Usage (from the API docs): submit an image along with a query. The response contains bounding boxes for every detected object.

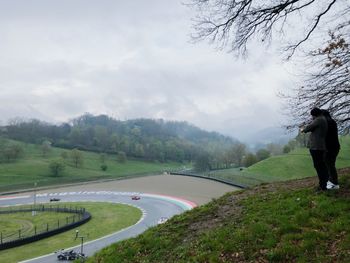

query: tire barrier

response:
[0,205,91,250]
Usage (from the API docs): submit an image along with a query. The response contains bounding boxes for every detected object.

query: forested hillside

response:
[1,114,237,163]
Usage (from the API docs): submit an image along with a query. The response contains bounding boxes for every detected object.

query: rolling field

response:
[0,139,185,193]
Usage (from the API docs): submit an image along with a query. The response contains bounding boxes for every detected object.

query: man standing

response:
[301,107,329,191]
[322,110,341,189]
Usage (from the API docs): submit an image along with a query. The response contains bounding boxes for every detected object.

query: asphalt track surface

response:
[0,174,239,263]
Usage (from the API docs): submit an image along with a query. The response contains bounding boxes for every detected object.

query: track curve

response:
[0,191,196,263]
[0,175,238,262]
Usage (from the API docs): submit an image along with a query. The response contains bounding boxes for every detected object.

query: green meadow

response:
[208,136,350,187]
[0,202,142,263]
[0,139,185,193]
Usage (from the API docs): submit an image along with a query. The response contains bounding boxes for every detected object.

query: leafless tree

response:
[189,0,350,131]
[283,23,350,132]
[189,0,347,57]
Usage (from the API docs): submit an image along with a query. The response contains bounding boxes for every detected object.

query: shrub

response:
[283,145,291,154]
[49,159,65,177]
[100,164,108,171]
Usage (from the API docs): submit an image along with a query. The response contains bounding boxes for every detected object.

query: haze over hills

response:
[0,113,240,163]
[0,111,293,146]
[239,126,297,149]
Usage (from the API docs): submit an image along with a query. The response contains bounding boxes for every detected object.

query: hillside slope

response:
[246,136,350,180]
[88,169,350,263]
[1,114,238,163]
[206,136,350,187]
[0,139,183,193]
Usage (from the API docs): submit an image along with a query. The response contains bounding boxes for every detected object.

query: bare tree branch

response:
[189,0,350,132]
[189,0,348,57]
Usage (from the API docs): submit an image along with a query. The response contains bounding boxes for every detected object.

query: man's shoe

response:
[327,181,333,188]
[327,184,340,190]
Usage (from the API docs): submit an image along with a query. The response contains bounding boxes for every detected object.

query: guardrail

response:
[169,171,247,189]
[0,205,91,250]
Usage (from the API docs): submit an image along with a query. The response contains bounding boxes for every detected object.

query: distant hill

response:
[239,126,297,149]
[0,113,238,163]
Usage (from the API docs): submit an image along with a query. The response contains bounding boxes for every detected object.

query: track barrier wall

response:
[169,171,246,189]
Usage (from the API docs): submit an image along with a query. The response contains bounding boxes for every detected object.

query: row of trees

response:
[2,114,237,163]
[193,135,304,171]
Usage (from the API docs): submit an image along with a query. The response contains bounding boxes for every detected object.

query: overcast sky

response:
[0,0,297,141]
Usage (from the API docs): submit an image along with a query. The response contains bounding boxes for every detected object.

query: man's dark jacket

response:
[303,115,328,150]
[325,117,340,151]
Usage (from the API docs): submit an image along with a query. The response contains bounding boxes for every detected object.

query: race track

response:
[0,174,239,262]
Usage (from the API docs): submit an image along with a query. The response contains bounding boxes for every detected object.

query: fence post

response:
[58,219,60,228]
[47,223,49,232]
[35,226,37,235]
[1,232,2,244]
[18,229,21,239]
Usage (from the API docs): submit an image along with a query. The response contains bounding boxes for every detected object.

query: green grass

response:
[88,172,350,263]
[0,210,75,242]
[0,139,185,193]
[208,136,350,187]
[0,202,142,263]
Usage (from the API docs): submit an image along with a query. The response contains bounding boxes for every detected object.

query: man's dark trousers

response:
[310,150,329,190]
[325,149,339,185]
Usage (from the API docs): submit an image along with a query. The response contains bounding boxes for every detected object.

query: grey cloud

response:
[0,0,295,140]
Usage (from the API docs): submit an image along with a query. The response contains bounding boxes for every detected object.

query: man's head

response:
[310,107,323,117]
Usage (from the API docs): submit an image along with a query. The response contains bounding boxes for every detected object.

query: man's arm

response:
[302,118,320,133]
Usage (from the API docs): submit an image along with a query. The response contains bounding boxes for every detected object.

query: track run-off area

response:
[0,174,239,262]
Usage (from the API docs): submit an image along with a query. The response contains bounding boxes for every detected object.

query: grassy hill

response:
[85,137,350,262]
[87,169,350,263]
[207,136,350,187]
[246,136,350,179]
[0,139,185,193]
